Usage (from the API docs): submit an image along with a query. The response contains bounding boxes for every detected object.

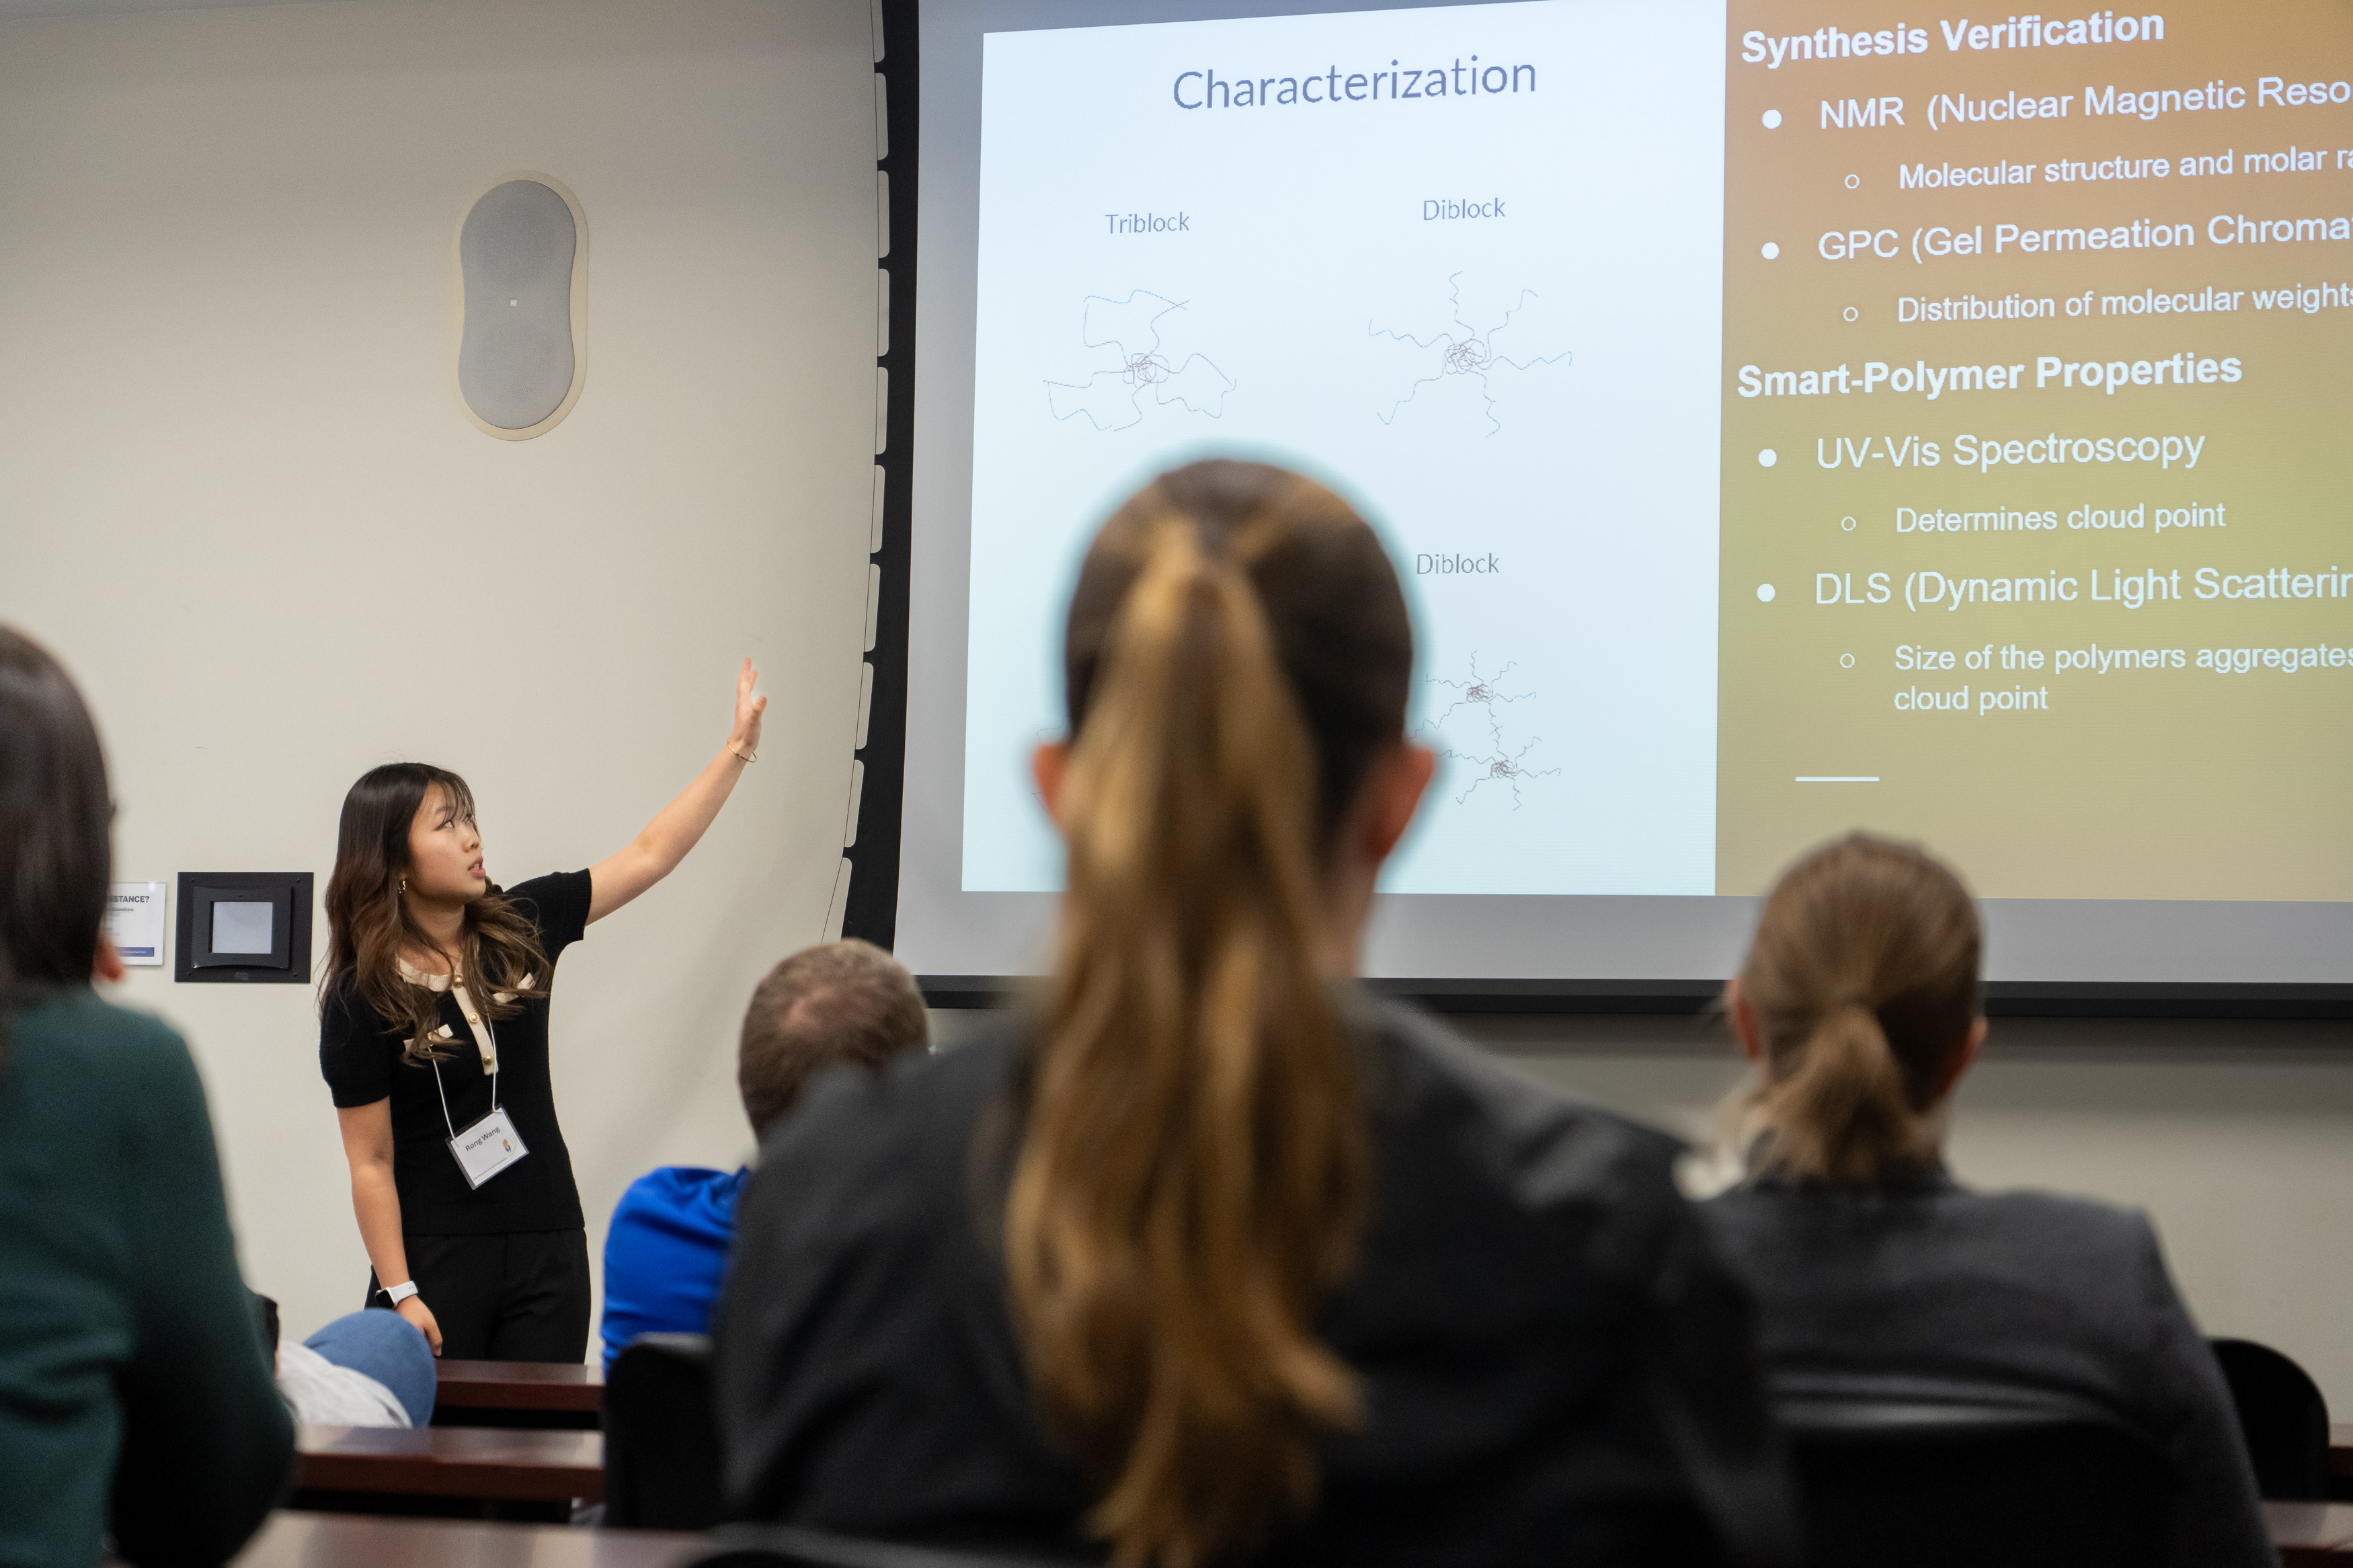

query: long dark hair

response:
[1738,833,1983,1188]
[323,764,549,1065]
[0,628,114,1067]
[1004,460,1414,1567]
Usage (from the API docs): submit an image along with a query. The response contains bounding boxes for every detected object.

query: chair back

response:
[1778,1378,2171,1568]
[2210,1337,2331,1500]
[604,1333,723,1530]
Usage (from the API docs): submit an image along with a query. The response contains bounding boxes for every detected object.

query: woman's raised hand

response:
[731,657,768,757]
[588,655,770,924]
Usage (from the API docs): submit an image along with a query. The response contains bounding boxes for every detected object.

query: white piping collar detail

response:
[395,956,453,992]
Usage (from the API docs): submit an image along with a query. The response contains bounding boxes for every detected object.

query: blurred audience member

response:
[1704,833,2270,1568]
[715,462,1795,1567]
[0,627,292,1568]
[600,940,927,1370]
[260,1296,436,1427]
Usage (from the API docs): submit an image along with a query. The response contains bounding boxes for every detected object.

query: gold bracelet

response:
[727,740,757,764]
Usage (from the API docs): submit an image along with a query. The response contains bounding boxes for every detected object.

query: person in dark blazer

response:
[0,627,293,1568]
[1702,832,2272,1568]
[715,461,1798,1568]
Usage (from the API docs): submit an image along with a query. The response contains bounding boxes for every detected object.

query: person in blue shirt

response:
[600,939,929,1370]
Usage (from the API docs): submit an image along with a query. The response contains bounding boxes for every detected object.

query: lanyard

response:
[426,975,498,1141]
[429,1056,497,1140]
[430,1007,528,1192]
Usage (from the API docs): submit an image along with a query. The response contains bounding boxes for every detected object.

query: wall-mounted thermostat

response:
[175,872,313,984]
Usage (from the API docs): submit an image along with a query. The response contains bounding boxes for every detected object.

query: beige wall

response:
[0,0,879,1345]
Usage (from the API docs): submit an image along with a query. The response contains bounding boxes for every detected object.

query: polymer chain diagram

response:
[1045,290,1235,432]
[1369,274,1570,436]
[1417,653,1561,809]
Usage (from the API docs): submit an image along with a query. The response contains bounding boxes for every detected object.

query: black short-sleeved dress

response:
[320,870,596,1362]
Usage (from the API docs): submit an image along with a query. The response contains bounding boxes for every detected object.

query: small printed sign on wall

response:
[107,883,167,966]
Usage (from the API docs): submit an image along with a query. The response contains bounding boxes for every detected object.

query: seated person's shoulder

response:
[1379,1001,1681,1156]
[18,989,199,1098]
[605,1165,747,1360]
[1941,1184,2167,1269]
[754,1020,1011,1213]
[618,1162,745,1210]
[277,1342,410,1428]
[1368,1001,1691,1240]
[1707,1174,2171,1308]
[787,1015,1002,1128]
[23,986,182,1053]
[1710,1167,2156,1230]
[611,1164,749,1243]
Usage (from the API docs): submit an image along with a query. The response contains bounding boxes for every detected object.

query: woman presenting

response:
[321,661,766,1361]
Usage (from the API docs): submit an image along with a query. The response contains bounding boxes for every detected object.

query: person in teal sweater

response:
[0,626,292,1568]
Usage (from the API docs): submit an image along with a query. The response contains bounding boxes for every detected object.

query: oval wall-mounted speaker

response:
[453,173,588,440]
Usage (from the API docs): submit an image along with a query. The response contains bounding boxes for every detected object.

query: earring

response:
[398,877,407,894]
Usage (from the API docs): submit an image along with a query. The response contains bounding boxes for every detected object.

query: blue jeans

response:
[306,1310,436,1426]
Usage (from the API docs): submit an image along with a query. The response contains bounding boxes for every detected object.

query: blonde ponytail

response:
[1005,463,1410,1568]
[1755,1003,1937,1188]
[1737,835,1982,1192]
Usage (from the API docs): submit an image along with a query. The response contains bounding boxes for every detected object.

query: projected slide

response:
[1718,0,2352,901]
[946,0,2353,916]
[963,0,1728,895]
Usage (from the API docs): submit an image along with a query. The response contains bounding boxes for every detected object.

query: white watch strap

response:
[381,1280,420,1306]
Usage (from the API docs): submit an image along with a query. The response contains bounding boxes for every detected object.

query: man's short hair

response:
[737,939,928,1137]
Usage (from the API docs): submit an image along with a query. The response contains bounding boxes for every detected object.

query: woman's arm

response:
[588,657,768,925]
[335,1100,442,1356]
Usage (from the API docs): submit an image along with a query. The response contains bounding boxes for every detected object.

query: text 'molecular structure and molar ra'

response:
[1716,0,2353,897]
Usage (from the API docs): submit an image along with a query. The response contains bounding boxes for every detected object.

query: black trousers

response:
[365,1229,591,1362]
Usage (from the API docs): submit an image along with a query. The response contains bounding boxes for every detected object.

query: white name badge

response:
[448,1106,529,1189]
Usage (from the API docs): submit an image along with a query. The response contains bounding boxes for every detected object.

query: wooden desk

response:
[2269,1501,2353,1563]
[229,1510,703,1568]
[239,1502,2353,1568]
[434,1359,602,1429]
[290,1423,604,1520]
